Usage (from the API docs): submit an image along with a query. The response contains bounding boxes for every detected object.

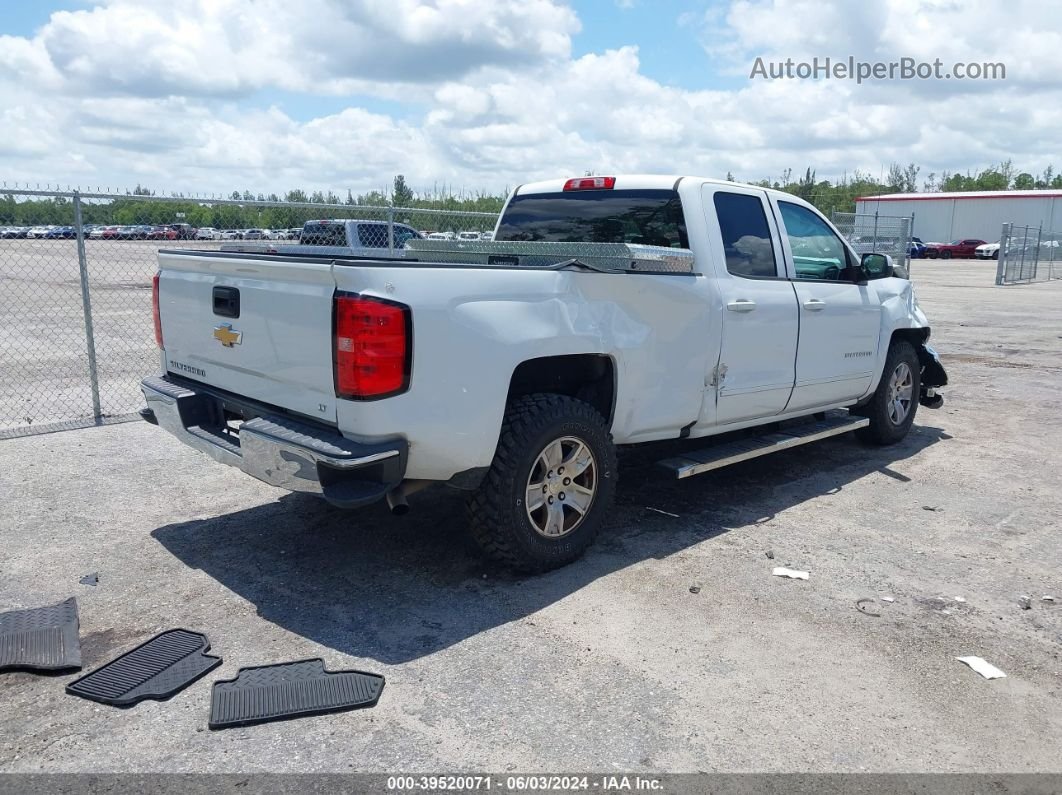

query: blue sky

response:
[5,0,736,122]
[0,1,1058,196]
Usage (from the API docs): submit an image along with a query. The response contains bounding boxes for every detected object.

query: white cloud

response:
[1,0,1061,197]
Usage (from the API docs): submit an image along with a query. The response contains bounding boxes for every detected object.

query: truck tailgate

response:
[156,251,339,423]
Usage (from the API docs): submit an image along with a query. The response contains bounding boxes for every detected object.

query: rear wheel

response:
[941,250,952,260]
[467,394,617,572]
[857,340,920,445]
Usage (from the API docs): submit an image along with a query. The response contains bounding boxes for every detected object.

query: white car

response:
[975,242,1000,260]
[142,174,947,572]
[26,226,51,239]
[195,227,221,240]
[457,231,481,241]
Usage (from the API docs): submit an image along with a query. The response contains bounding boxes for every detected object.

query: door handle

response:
[726,299,757,313]
[802,298,826,311]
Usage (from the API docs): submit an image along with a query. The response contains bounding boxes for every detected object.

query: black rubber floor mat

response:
[0,597,81,673]
[66,629,220,707]
[209,658,384,729]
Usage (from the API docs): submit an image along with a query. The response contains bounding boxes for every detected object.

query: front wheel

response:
[856,340,921,445]
[467,394,617,572]
[940,250,952,260]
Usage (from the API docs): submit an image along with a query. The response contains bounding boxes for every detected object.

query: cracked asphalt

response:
[1,260,1061,772]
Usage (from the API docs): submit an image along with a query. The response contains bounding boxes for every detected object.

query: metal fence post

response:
[1034,223,1042,280]
[387,207,395,256]
[995,223,1009,285]
[72,191,102,422]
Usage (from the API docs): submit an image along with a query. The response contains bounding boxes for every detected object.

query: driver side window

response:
[778,202,850,281]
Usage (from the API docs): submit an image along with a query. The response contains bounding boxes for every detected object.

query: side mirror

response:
[860,252,893,280]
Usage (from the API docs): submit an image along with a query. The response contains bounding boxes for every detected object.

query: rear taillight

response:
[563,176,616,191]
[334,293,411,400]
[152,271,164,349]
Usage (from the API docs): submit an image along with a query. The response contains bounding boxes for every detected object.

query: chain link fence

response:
[0,189,497,438]
[831,211,914,271]
[995,222,1062,284]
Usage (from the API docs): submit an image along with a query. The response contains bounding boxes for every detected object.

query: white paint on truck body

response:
[154,174,934,483]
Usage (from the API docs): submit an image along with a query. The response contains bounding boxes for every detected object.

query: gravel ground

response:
[1,259,1060,773]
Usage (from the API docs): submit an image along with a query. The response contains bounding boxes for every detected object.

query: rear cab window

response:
[301,222,347,246]
[495,189,689,248]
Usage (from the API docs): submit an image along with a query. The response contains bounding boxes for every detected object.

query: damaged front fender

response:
[918,343,948,408]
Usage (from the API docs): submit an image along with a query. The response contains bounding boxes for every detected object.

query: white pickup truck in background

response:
[142,175,947,571]
[221,218,424,258]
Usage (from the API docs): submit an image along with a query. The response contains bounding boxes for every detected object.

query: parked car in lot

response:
[219,229,243,240]
[142,174,947,572]
[909,237,927,258]
[148,226,179,241]
[457,231,481,241]
[195,227,221,240]
[243,229,268,240]
[975,242,1000,260]
[26,226,52,239]
[43,226,77,239]
[0,226,28,238]
[90,225,120,240]
[167,223,197,240]
[924,239,986,259]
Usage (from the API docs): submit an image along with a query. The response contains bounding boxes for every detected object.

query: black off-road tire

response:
[467,394,617,573]
[941,250,952,260]
[856,340,921,445]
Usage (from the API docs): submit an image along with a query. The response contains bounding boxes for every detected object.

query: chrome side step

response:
[657,411,869,479]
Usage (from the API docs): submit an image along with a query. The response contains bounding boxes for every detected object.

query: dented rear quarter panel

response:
[332,264,712,481]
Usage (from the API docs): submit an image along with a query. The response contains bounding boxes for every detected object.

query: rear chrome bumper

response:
[140,375,406,508]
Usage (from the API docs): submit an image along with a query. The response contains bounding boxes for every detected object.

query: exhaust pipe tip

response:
[385,480,430,516]
[386,488,409,516]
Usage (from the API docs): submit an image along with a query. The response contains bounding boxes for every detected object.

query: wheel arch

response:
[506,354,617,429]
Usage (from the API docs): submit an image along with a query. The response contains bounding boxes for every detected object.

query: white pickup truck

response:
[142,175,947,571]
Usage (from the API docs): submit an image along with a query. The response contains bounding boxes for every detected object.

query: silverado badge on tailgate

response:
[213,324,242,347]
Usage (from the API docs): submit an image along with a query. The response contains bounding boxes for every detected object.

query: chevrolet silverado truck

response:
[141,175,947,572]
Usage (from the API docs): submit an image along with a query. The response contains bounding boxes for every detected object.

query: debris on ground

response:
[79,573,98,587]
[765,549,775,560]
[772,567,809,580]
[689,585,701,594]
[856,598,881,617]
[1043,595,1056,603]
[881,596,895,603]
[956,656,1007,680]
[922,506,943,512]
[646,507,680,518]
[1019,596,1032,610]
[954,596,966,603]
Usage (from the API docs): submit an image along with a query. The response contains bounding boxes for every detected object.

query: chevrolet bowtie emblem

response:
[213,324,242,347]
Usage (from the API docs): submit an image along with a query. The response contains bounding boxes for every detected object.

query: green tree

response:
[1013,172,1035,189]
[392,175,415,207]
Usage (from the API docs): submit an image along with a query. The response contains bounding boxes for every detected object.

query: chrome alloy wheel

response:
[887,361,914,425]
[525,435,598,538]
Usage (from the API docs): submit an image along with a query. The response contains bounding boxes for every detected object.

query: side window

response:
[357,224,389,248]
[712,192,778,278]
[394,226,420,247]
[778,202,850,281]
